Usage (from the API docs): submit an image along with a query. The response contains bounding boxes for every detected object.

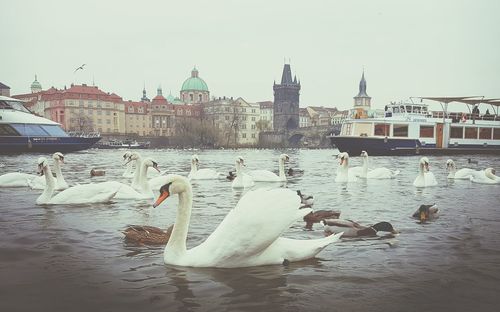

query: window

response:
[450,126,463,138]
[40,125,69,137]
[190,94,193,101]
[251,133,255,138]
[106,119,111,124]
[420,125,434,138]
[479,128,492,140]
[251,117,255,121]
[242,108,246,113]
[241,124,246,129]
[198,94,202,102]
[97,119,102,124]
[494,128,500,140]
[393,124,408,137]
[0,124,20,136]
[225,116,229,120]
[225,107,230,112]
[106,110,111,116]
[464,127,478,139]
[251,124,256,130]
[252,109,256,113]
[374,123,390,136]
[242,133,246,138]
[11,124,49,136]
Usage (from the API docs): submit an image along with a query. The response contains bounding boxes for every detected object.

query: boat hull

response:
[0,136,101,153]
[329,136,500,156]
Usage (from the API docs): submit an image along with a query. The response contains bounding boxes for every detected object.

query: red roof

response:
[125,100,149,114]
[258,101,273,109]
[152,95,168,104]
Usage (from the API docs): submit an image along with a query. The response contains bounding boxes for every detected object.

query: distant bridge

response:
[287,124,341,146]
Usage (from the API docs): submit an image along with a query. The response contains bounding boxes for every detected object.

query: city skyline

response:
[2,0,500,111]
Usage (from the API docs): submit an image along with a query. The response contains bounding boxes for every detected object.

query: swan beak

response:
[37,164,44,176]
[424,163,429,172]
[124,157,133,166]
[153,191,170,208]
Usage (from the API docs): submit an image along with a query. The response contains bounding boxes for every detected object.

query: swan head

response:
[153,175,190,208]
[372,222,398,234]
[280,154,290,162]
[446,159,455,171]
[419,157,430,172]
[143,157,160,172]
[485,168,496,178]
[37,157,49,175]
[191,155,200,168]
[52,152,65,164]
[124,152,141,165]
[122,151,132,160]
[360,151,368,158]
[337,152,349,166]
[235,156,245,167]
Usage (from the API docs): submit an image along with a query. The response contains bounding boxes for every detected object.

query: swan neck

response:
[131,157,142,187]
[138,162,151,194]
[278,159,285,179]
[53,160,66,185]
[362,157,368,177]
[39,165,55,203]
[165,185,192,256]
[125,161,133,174]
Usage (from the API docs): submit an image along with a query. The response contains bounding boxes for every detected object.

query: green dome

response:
[31,75,42,89]
[166,92,175,102]
[181,67,209,92]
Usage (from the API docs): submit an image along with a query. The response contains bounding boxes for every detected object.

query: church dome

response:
[31,75,42,90]
[181,67,208,92]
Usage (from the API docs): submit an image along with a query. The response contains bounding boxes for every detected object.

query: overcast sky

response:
[2,0,499,111]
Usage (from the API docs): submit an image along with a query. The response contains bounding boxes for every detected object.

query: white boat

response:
[329,96,500,155]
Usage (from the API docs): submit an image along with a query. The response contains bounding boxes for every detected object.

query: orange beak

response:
[153,190,170,208]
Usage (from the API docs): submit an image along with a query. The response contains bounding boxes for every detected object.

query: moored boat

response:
[329,96,500,155]
[0,96,101,153]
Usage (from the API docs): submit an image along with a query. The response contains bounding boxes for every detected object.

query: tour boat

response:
[329,96,500,155]
[0,95,101,153]
[95,139,150,149]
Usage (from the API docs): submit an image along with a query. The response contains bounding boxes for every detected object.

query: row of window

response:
[450,126,500,140]
[0,124,69,137]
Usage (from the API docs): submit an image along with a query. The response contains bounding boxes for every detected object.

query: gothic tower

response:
[353,70,371,108]
[273,63,300,132]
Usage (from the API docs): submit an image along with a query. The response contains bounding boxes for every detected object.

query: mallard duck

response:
[412,204,439,223]
[322,219,398,238]
[287,168,304,176]
[297,190,314,207]
[123,224,174,245]
[226,171,236,181]
[303,210,340,230]
[90,169,106,177]
[467,158,479,165]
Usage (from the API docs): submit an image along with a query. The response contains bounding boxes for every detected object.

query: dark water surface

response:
[1,149,499,312]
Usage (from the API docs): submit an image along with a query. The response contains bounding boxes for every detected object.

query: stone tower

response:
[273,64,300,132]
[353,70,371,108]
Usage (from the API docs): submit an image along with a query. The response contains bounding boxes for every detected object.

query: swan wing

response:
[367,167,400,179]
[49,183,118,204]
[454,168,476,179]
[0,172,37,187]
[189,188,308,265]
[248,170,280,182]
[191,169,219,180]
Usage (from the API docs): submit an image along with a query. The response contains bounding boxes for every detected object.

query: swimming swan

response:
[232,156,255,189]
[36,157,118,205]
[29,152,69,190]
[413,157,438,187]
[248,154,289,182]
[188,155,220,180]
[335,152,357,182]
[470,168,500,184]
[152,175,343,268]
[357,151,400,179]
[446,159,476,180]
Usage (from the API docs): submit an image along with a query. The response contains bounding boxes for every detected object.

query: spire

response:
[191,66,199,78]
[356,70,369,97]
[293,75,297,84]
[280,64,293,84]
[157,85,163,96]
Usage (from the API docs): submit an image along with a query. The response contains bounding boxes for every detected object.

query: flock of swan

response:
[0,150,498,269]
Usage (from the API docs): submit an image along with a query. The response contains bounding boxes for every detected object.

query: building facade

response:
[180,67,210,104]
[124,100,151,136]
[0,82,10,96]
[299,108,310,127]
[150,87,175,137]
[258,101,273,130]
[273,63,300,133]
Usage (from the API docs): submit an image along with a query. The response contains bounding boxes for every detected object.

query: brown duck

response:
[303,210,341,230]
[123,224,174,245]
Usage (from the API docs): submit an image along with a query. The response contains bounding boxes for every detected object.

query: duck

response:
[248,154,289,182]
[467,158,479,165]
[335,152,357,182]
[151,175,343,268]
[188,155,220,180]
[36,157,119,205]
[446,159,476,179]
[470,168,500,184]
[232,156,255,189]
[297,190,314,207]
[357,151,400,179]
[122,151,135,178]
[413,157,438,187]
[287,168,304,177]
[303,210,340,230]
[90,169,106,177]
[226,171,236,181]
[28,152,69,190]
[322,219,398,238]
[123,224,174,245]
[412,204,439,223]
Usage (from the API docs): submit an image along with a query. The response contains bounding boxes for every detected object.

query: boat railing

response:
[68,131,101,138]
[431,111,499,122]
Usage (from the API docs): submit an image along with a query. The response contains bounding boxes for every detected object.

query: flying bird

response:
[74,64,86,73]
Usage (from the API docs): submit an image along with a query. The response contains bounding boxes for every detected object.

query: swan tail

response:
[391,169,401,177]
[276,232,343,262]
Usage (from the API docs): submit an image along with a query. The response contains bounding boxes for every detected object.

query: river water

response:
[0,149,499,312]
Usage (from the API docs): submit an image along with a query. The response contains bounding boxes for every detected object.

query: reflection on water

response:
[0,149,499,312]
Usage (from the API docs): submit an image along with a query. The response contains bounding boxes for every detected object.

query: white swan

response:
[122,151,135,178]
[0,171,38,187]
[152,175,343,268]
[446,159,476,180]
[413,157,438,187]
[188,155,220,180]
[113,157,161,199]
[248,154,289,182]
[470,168,500,184]
[357,151,400,179]
[29,152,69,190]
[232,156,255,189]
[335,152,357,182]
[36,157,118,205]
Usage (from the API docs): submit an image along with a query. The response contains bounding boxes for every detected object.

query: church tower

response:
[353,70,371,108]
[273,63,300,132]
